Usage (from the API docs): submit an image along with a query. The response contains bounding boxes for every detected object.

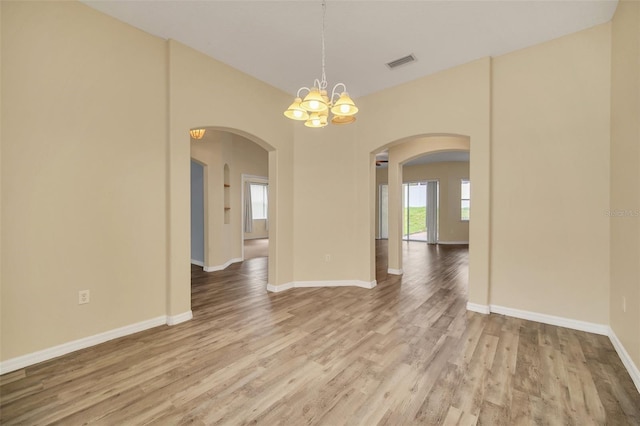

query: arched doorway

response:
[189,126,276,287]
[372,134,470,275]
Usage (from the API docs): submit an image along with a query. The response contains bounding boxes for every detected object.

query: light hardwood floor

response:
[1,241,639,425]
[243,238,268,260]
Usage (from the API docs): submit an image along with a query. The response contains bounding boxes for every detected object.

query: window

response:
[250,183,268,220]
[461,179,470,221]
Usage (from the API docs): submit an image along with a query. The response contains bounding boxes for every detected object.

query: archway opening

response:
[371,134,470,285]
[189,126,276,295]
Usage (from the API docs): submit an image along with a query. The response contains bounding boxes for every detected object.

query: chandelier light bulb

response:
[331,92,358,117]
[284,97,309,121]
[300,88,328,112]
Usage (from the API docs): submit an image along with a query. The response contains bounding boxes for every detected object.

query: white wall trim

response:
[466,302,490,314]
[438,241,470,245]
[489,304,610,335]
[266,280,377,293]
[466,303,639,394]
[387,268,404,275]
[465,303,610,335]
[0,315,168,375]
[608,328,640,394]
[167,310,193,326]
[191,259,204,267]
[203,257,243,272]
[294,280,377,289]
[266,282,294,292]
[242,174,268,181]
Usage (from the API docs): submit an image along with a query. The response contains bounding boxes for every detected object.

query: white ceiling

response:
[82,0,617,98]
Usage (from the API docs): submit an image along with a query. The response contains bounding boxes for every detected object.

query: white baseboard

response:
[438,241,469,245]
[466,302,490,314]
[608,328,640,393]
[266,280,377,293]
[191,259,204,267]
[167,310,193,326]
[0,311,194,375]
[204,257,243,272]
[489,304,609,335]
[387,268,403,275]
[0,315,166,375]
[294,280,377,289]
[266,282,294,292]
[466,303,639,394]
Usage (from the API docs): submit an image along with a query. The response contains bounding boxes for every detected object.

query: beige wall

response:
[292,124,361,281]
[167,39,294,316]
[610,0,640,368]
[1,1,168,359]
[376,162,470,243]
[355,61,492,303]
[244,221,268,240]
[1,1,294,364]
[491,24,611,324]
[3,0,638,380]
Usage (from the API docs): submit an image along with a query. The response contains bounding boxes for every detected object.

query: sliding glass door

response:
[402,181,439,243]
[403,183,427,241]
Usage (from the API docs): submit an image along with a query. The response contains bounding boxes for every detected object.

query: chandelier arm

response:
[330,82,347,103]
[296,87,312,98]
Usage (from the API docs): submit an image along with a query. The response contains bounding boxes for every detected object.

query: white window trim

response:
[461,178,470,222]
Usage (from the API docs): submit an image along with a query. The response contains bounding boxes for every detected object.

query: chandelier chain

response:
[320,0,327,90]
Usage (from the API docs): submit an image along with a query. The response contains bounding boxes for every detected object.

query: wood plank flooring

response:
[1,241,639,425]
[243,238,268,260]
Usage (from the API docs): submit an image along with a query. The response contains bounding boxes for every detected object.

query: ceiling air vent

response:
[386,54,416,69]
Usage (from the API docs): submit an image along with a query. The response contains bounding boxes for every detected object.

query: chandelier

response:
[189,128,206,140]
[283,0,358,128]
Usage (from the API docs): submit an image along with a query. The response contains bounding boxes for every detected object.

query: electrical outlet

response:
[78,290,90,305]
[623,296,626,313]
[324,254,331,262]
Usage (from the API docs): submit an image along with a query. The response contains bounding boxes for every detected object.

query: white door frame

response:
[240,174,268,260]
[401,179,439,242]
